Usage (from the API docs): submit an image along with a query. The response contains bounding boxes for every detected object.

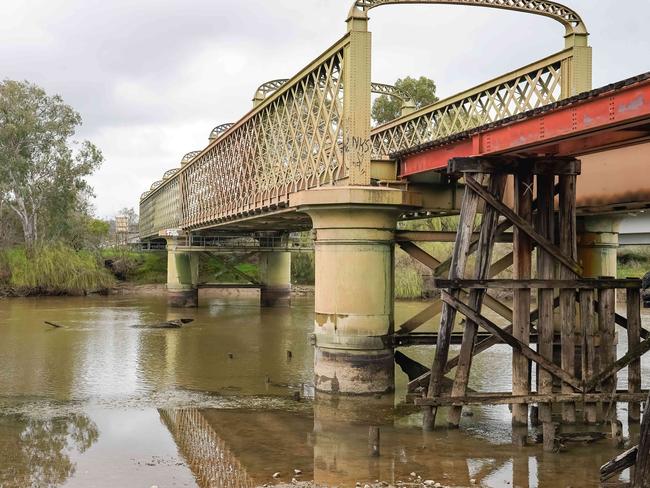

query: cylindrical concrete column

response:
[294,187,420,395]
[259,251,291,307]
[577,216,621,278]
[165,237,199,307]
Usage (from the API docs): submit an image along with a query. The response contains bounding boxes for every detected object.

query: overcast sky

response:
[2,0,649,219]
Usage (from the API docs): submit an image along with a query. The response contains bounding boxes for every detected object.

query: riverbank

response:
[2,243,647,300]
[108,282,316,297]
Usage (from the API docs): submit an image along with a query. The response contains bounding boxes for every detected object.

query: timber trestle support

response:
[404,155,648,452]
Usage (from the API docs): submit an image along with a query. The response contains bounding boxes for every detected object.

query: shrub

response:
[1,243,114,294]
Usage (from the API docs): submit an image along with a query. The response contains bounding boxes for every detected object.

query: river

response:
[0,293,648,487]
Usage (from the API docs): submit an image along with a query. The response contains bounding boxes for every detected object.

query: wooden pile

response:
[399,156,647,453]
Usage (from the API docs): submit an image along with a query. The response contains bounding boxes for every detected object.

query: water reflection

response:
[158,394,627,488]
[0,413,98,487]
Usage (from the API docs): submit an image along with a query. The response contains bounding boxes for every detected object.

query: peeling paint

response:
[619,95,645,113]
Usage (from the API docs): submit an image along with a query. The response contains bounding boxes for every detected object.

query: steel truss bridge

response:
[138,0,629,241]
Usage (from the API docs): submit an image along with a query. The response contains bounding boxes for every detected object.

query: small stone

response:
[228,353,234,359]
[470,479,477,485]
[423,481,435,487]
[272,472,281,479]
[434,484,442,488]
[291,477,298,484]
[410,472,417,478]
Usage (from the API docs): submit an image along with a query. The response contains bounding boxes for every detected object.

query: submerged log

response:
[44,321,65,328]
[558,431,606,443]
[132,318,194,329]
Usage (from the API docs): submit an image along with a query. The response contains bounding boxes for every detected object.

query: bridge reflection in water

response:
[158,396,617,488]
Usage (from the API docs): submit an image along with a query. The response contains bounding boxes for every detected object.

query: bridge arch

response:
[351,0,587,37]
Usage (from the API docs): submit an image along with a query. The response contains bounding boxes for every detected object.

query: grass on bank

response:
[617,246,650,278]
[0,244,115,295]
[102,248,167,284]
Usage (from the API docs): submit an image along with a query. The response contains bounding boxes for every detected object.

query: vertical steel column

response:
[343,7,372,186]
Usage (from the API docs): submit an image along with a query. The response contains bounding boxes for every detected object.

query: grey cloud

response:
[1,0,649,217]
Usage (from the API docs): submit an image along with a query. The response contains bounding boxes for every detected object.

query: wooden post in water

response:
[633,391,650,487]
[512,164,533,433]
[423,174,484,430]
[580,289,598,423]
[536,174,556,450]
[368,426,380,457]
[628,287,642,423]
[559,174,578,423]
[598,285,617,420]
[448,173,507,428]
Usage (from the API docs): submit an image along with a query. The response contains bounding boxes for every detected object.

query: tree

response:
[372,76,439,125]
[0,80,103,248]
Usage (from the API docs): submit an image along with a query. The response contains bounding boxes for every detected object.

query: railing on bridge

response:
[140,25,364,239]
[140,0,591,239]
[134,234,313,251]
[370,48,582,158]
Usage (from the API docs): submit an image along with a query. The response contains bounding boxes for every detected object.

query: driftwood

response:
[132,318,194,329]
[601,446,638,482]
[44,321,65,328]
[558,431,606,444]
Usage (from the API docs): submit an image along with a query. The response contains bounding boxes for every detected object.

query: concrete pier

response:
[294,187,419,395]
[164,235,199,308]
[259,250,292,307]
[577,216,620,278]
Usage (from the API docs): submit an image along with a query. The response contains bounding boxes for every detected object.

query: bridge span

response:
[139,1,650,396]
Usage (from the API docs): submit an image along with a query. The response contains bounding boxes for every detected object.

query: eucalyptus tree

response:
[372,76,438,125]
[0,80,103,248]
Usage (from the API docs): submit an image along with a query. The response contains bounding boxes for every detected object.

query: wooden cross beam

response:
[464,175,583,276]
[407,296,556,391]
[584,336,650,392]
[441,291,583,391]
[448,156,581,175]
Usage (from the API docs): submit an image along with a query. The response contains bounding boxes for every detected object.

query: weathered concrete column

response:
[293,187,420,395]
[163,234,199,308]
[259,250,291,307]
[577,216,621,278]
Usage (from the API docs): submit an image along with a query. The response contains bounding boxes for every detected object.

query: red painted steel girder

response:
[399,73,650,177]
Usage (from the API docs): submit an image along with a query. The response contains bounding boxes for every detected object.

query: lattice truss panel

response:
[140,177,181,237]
[371,60,562,157]
[181,48,346,228]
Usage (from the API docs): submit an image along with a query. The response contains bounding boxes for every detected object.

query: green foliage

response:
[0,244,114,294]
[394,251,424,299]
[200,254,259,283]
[101,248,167,284]
[372,76,438,125]
[617,246,650,278]
[0,80,103,247]
[292,252,315,285]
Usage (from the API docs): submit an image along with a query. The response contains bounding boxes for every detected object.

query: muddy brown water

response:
[0,294,648,487]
